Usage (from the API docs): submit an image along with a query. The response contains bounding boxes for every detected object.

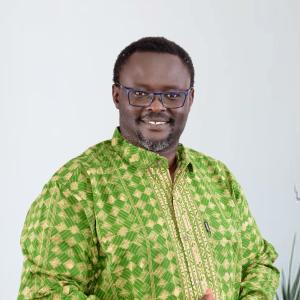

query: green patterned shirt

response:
[18,128,279,299]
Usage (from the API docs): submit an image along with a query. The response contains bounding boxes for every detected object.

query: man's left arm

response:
[222,163,280,299]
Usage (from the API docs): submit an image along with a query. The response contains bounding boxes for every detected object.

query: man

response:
[18,37,279,299]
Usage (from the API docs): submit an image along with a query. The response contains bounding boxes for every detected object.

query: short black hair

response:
[113,37,194,87]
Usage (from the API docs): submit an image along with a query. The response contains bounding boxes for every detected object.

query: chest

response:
[90,164,242,299]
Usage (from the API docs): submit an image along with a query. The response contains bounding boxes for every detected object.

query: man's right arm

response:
[18,168,101,299]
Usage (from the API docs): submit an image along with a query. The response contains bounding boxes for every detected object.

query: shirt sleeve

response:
[18,167,101,299]
[222,164,280,299]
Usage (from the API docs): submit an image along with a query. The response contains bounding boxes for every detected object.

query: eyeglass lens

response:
[128,90,186,108]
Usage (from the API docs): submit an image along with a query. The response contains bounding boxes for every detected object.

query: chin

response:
[136,130,174,152]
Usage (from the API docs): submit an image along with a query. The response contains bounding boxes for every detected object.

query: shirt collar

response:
[110,127,193,172]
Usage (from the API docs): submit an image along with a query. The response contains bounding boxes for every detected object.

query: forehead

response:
[119,52,191,90]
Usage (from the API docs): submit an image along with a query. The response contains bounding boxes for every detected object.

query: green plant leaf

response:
[295,284,300,300]
[282,270,288,299]
[291,263,300,299]
[288,234,297,297]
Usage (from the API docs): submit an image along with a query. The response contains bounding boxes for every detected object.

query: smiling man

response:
[18,37,279,300]
[113,50,193,182]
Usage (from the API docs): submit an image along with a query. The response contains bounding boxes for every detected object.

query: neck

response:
[156,145,178,182]
[119,128,179,179]
[159,148,177,168]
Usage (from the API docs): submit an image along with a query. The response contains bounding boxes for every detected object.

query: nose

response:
[147,94,166,112]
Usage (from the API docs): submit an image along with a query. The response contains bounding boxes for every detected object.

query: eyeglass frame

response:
[115,82,193,109]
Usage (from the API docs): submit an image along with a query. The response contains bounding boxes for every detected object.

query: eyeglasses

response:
[115,82,193,109]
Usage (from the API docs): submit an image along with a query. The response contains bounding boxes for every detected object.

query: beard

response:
[136,130,174,152]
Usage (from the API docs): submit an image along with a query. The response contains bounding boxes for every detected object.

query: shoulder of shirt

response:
[184,147,243,199]
[184,146,229,171]
[48,138,113,185]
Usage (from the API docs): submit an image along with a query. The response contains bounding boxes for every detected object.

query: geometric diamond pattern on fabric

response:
[18,128,279,299]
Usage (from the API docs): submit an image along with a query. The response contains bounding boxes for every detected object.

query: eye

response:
[133,90,148,97]
[165,92,181,99]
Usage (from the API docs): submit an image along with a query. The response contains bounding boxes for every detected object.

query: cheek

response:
[174,109,190,124]
[119,105,141,123]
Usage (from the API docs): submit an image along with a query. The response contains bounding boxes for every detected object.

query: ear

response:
[112,84,121,109]
[188,87,194,109]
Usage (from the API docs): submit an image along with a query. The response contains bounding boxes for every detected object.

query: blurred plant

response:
[276,187,300,300]
[276,234,300,300]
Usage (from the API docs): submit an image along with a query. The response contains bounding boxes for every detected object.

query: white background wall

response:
[1,0,299,298]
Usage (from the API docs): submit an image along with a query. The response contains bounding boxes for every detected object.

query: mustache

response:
[138,112,174,123]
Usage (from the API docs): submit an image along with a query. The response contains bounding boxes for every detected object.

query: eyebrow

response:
[132,83,186,91]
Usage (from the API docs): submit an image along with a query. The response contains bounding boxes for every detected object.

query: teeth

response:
[148,121,166,125]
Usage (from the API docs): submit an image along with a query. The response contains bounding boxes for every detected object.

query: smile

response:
[140,119,170,128]
[147,121,167,125]
[141,117,170,125]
